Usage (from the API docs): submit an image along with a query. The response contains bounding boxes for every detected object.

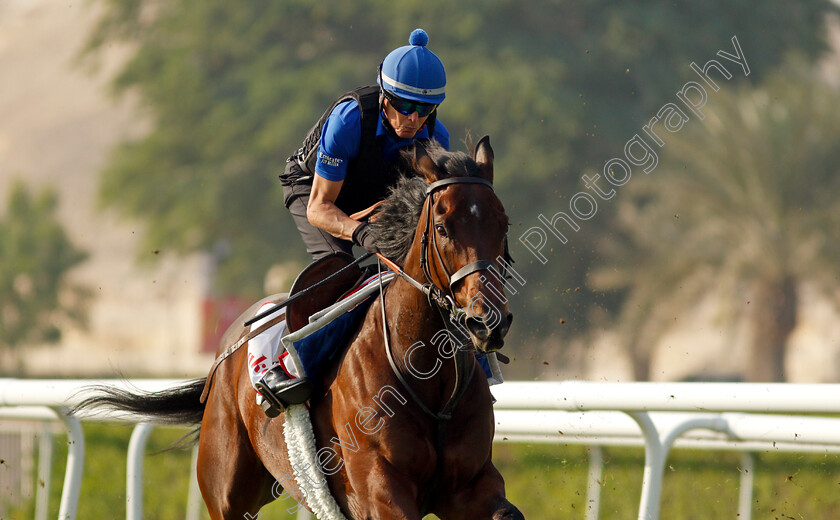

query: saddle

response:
[285,252,366,333]
[200,253,369,403]
[283,204,385,331]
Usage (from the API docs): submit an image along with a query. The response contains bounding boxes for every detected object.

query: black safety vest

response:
[281,85,437,216]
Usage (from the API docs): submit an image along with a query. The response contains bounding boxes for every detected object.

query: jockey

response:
[258,28,450,411]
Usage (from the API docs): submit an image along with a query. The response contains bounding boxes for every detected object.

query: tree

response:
[82,0,840,366]
[0,181,89,351]
[591,63,840,381]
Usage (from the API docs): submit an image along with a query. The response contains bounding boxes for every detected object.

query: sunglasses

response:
[384,91,437,118]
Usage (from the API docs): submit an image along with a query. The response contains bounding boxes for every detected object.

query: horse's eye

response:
[435,224,447,237]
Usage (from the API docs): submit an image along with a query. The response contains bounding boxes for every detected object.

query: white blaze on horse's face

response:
[412,136,514,352]
[446,185,512,354]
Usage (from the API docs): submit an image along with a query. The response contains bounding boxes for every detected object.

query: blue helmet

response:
[378,29,446,105]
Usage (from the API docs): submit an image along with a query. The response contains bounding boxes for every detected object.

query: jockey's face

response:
[383,97,431,138]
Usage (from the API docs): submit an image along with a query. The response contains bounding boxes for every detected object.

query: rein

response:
[243,252,373,327]
[376,175,497,515]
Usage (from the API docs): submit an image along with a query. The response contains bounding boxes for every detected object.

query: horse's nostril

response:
[466,317,490,341]
[495,312,513,338]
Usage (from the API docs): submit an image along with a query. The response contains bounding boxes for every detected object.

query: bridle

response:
[421,177,497,292]
[375,175,506,515]
[377,176,500,318]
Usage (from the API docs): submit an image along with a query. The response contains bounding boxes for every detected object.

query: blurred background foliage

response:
[81,0,840,379]
[591,61,840,381]
[0,182,89,352]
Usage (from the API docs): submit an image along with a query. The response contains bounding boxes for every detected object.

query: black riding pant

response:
[284,182,354,260]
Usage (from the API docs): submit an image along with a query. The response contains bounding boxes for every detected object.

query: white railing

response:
[0,379,184,520]
[0,407,61,520]
[493,382,840,520]
[492,410,840,520]
[2,379,840,520]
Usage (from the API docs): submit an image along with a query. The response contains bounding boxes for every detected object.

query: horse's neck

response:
[383,275,442,346]
[382,275,457,405]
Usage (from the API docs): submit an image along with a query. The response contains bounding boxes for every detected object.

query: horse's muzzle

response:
[466,312,513,353]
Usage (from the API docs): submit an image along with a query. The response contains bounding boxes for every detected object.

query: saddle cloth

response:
[247,271,388,390]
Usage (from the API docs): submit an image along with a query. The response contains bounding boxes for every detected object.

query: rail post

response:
[52,407,84,520]
[127,423,156,520]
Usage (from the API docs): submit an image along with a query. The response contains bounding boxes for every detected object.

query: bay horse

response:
[82,136,523,519]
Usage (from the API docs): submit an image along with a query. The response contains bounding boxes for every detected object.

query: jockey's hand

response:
[352,222,380,254]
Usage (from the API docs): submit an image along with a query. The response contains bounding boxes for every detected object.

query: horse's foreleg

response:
[343,456,424,520]
[366,484,425,520]
[434,461,524,520]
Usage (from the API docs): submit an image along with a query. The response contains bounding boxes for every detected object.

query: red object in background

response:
[201,296,251,353]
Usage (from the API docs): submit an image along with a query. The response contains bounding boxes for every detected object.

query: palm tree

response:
[591,64,840,382]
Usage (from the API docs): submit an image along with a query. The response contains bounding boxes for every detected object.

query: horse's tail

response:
[74,378,206,426]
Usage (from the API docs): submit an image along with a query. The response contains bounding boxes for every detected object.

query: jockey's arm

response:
[307,174,362,242]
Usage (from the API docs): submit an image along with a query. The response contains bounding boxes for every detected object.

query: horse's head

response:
[407,136,513,353]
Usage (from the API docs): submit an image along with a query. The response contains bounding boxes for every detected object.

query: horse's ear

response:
[413,140,445,183]
[474,135,494,183]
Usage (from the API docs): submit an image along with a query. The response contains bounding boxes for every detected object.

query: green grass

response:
[7,422,202,520]
[493,443,840,519]
[7,424,840,519]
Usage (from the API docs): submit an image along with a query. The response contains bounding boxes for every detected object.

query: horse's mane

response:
[370,140,483,263]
